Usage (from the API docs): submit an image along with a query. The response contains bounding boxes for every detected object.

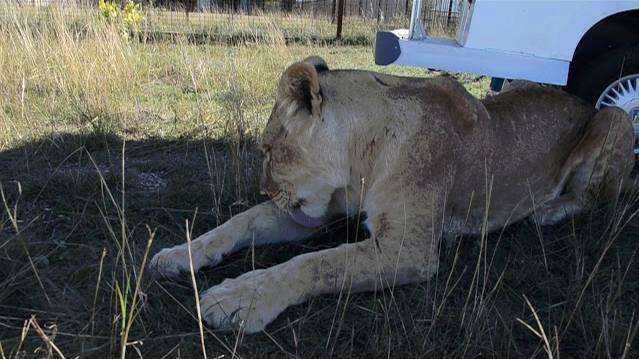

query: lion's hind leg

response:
[533,107,634,226]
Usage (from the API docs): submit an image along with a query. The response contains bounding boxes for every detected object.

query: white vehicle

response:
[374,0,639,151]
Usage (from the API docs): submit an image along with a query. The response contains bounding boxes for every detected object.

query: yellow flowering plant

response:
[98,0,144,38]
[98,0,120,20]
[122,1,144,28]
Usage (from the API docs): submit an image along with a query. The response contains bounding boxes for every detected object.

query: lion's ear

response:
[303,56,329,73]
[278,62,322,117]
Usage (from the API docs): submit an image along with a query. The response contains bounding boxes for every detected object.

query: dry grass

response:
[2,4,638,359]
[0,1,422,45]
[0,2,477,149]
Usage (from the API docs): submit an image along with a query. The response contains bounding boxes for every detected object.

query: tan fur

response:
[150,57,635,333]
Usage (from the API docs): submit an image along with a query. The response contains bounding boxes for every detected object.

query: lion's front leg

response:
[200,215,439,333]
[150,201,317,278]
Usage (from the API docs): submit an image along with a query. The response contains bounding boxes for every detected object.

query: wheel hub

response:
[596,74,639,153]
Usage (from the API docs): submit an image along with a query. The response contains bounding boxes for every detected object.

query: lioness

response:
[151,56,634,333]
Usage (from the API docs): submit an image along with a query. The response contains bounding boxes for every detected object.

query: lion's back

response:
[482,87,595,160]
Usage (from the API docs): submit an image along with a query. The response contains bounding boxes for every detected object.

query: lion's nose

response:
[259,182,276,198]
[260,172,279,197]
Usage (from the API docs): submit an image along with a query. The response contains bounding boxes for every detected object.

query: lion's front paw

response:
[150,244,224,279]
[150,247,191,279]
[200,271,291,333]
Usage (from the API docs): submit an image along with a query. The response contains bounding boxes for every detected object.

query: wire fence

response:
[0,0,461,42]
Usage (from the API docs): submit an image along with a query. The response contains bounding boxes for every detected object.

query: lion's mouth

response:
[289,207,327,228]
[269,190,328,228]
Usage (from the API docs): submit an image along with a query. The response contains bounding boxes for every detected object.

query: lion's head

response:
[259,57,350,228]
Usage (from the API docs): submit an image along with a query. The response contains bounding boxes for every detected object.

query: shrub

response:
[122,1,144,28]
[98,0,120,21]
[98,0,144,38]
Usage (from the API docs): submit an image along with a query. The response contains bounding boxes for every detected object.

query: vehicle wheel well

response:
[569,10,639,82]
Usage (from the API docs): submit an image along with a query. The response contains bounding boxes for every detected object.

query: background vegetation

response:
[1,4,637,359]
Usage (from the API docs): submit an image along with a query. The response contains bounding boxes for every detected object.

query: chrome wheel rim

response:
[595,74,639,153]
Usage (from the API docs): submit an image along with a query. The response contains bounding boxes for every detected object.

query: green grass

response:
[1,5,639,359]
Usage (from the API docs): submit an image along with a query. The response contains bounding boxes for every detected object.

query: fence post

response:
[336,0,344,39]
[331,0,337,22]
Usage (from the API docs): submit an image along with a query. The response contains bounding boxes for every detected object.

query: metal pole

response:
[408,0,422,39]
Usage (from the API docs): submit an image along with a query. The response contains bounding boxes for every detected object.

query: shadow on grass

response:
[1,132,638,358]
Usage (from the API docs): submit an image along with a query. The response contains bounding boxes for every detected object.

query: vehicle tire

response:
[566,44,639,152]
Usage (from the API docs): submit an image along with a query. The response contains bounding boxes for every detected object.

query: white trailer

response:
[375,0,639,151]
